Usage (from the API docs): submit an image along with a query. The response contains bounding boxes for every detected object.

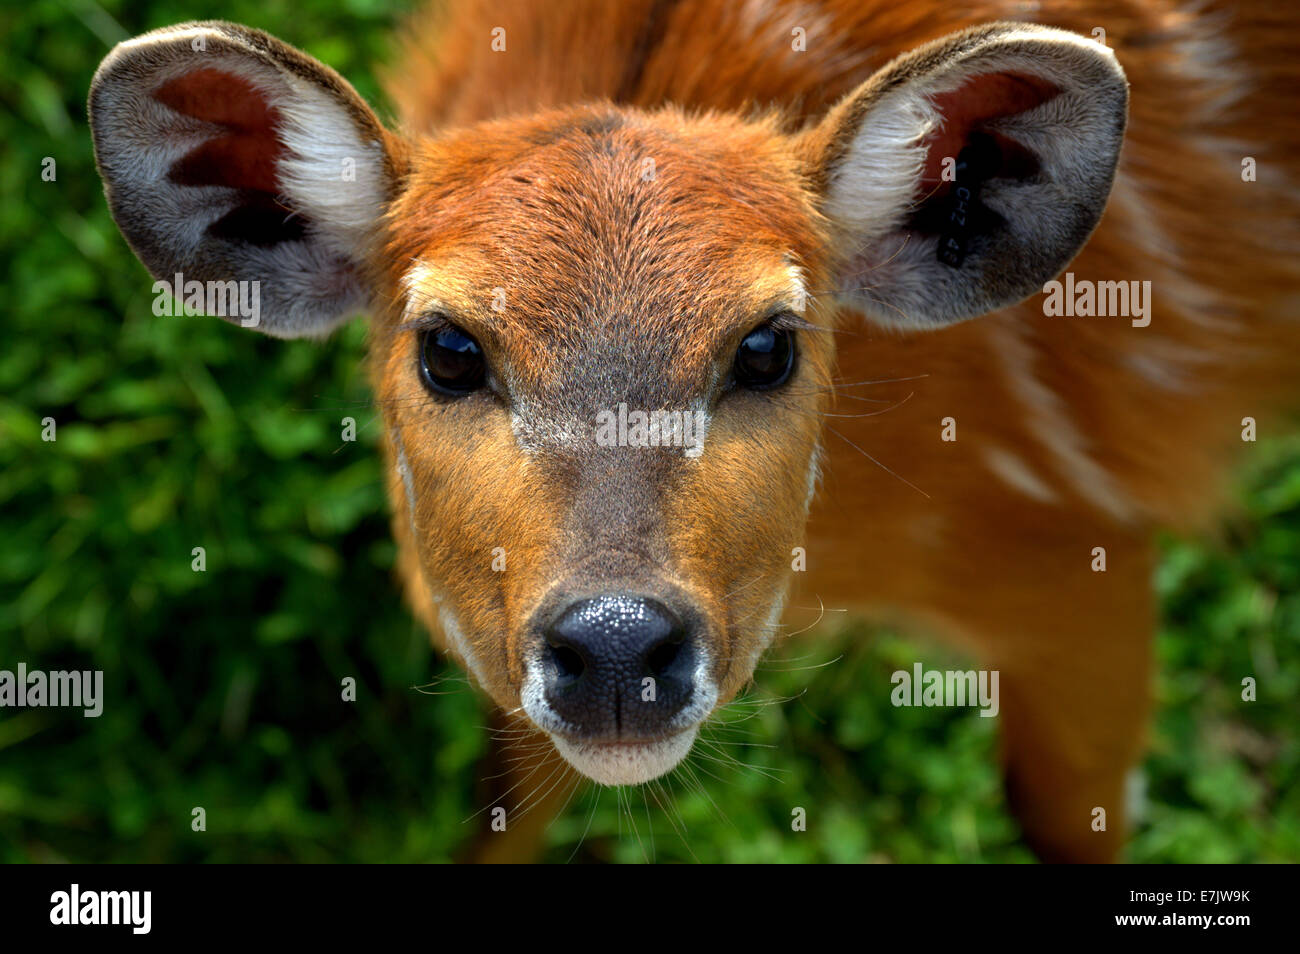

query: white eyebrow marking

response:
[400,259,444,323]
[787,262,810,314]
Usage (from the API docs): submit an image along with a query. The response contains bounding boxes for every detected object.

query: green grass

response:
[1,0,1297,863]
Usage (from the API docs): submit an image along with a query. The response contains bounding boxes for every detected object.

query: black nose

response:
[542,594,697,739]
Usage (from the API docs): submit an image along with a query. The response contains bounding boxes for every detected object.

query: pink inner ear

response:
[919,72,1060,189]
[155,68,284,194]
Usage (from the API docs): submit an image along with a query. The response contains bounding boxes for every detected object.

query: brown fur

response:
[377,0,1300,861]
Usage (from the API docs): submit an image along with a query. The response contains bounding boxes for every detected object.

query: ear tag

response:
[936,132,1000,269]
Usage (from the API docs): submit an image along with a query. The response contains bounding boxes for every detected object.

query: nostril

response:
[547,642,586,688]
[541,594,700,732]
[646,635,684,678]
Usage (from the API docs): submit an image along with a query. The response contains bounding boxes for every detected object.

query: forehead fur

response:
[381,105,825,402]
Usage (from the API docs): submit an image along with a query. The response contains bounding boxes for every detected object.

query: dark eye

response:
[733,322,796,390]
[418,325,486,396]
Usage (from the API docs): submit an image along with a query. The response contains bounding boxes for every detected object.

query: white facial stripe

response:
[745,582,790,678]
[390,423,486,680]
[389,425,419,542]
[803,441,824,516]
[435,603,484,683]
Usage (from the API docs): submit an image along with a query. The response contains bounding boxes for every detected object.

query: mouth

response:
[550,728,699,785]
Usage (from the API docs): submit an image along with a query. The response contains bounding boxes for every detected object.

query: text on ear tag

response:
[936,132,1000,269]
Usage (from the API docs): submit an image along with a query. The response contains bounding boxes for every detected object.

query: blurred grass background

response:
[1,0,1297,863]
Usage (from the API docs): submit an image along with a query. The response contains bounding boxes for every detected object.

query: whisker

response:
[565,785,602,864]
[827,425,931,498]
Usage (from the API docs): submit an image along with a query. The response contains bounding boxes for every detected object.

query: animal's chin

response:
[551,728,699,785]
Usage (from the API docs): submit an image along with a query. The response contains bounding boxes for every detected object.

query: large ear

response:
[803,22,1128,330]
[89,21,404,338]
